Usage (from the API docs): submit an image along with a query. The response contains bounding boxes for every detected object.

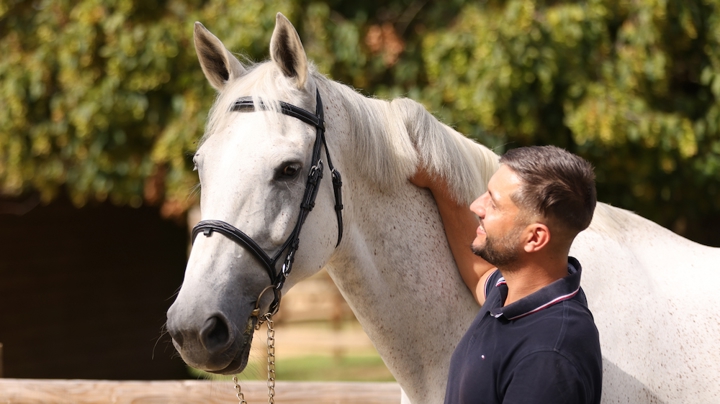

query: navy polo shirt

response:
[445,257,602,404]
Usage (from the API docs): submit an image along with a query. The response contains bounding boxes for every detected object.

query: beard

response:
[471,225,522,268]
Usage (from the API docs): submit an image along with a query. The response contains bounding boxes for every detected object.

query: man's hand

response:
[409,166,434,189]
[409,164,453,201]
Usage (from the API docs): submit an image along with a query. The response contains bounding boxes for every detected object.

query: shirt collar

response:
[489,257,583,321]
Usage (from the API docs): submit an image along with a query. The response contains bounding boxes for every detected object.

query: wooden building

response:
[0,194,189,379]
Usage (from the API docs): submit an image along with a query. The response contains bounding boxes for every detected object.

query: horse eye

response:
[280,163,301,178]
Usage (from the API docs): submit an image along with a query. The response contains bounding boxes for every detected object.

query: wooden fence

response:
[0,379,401,403]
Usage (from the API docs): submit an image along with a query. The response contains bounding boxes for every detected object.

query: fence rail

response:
[0,379,401,404]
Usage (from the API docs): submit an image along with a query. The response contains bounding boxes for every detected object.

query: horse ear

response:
[270,13,308,89]
[194,22,246,91]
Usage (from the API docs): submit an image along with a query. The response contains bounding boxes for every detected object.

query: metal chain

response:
[232,375,248,404]
[232,313,276,404]
[265,315,276,404]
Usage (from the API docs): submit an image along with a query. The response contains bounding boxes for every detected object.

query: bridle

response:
[190,89,343,320]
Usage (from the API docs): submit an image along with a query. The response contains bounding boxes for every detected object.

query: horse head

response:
[166,13,340,374]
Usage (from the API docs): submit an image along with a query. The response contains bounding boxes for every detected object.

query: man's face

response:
[470,165,526,268]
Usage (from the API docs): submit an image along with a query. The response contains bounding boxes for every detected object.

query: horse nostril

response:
[200,315,232,353]
[169,328,184,348]
[166,317,184,348]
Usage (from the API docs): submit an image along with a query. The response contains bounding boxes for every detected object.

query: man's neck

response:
[499,258,569,306]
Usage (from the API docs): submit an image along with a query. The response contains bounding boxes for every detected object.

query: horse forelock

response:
[200,61,318,147]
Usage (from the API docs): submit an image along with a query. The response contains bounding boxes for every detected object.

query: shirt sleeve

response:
[501,351,591,404]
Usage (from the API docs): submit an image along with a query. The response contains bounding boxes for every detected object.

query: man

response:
[411,145,602,403]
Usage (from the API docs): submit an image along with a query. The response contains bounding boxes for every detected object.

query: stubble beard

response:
[471,226,522,269]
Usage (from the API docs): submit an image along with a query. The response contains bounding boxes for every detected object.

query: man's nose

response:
[470,193,487,217]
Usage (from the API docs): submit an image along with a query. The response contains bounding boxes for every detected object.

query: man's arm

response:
[409,169,496,305]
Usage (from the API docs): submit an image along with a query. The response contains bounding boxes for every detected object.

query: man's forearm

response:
[409,168,495,304]
[433,193,495,304]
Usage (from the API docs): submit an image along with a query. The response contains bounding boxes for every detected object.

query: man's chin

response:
[471,242,486,259]
[472,243,504,267]
[471,237,485,252]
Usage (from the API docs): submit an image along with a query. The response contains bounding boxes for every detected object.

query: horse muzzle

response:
[166,307,255,374]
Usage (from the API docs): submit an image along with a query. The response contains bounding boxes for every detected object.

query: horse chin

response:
[210,351,251,375]
[211,325,256,375]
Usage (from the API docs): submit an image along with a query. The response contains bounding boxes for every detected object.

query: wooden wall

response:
[0,195,190,379]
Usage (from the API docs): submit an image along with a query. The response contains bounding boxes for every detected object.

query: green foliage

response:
[417,0,720,242]
[1,0,719,243]
[0,0,294,212]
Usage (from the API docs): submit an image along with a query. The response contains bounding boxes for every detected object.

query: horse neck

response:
[320,88,478,403]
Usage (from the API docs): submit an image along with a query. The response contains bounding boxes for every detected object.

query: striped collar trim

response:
[489,257,583,321]
[482,269,500,301]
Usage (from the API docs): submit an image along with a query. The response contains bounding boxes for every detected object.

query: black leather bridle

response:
[191,89,343,318]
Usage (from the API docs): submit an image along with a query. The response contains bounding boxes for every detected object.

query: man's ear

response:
[523,223,551,253]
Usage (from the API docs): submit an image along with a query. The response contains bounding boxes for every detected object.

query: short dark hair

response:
[500,145,597,235]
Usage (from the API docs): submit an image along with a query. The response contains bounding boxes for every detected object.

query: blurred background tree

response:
[1,0,718,245]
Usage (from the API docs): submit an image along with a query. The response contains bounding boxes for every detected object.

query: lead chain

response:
[232,375,247,404]
[233,314,277,404]
[266,315,276,404]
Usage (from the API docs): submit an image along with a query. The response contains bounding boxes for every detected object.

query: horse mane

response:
[202,60,499,205]
[316,75,499,205]
[389,96,500,204]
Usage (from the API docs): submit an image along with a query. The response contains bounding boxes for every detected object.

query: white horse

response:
[166,13,720,404]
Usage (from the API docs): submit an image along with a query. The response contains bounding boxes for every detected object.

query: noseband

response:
[191,89,343,318]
